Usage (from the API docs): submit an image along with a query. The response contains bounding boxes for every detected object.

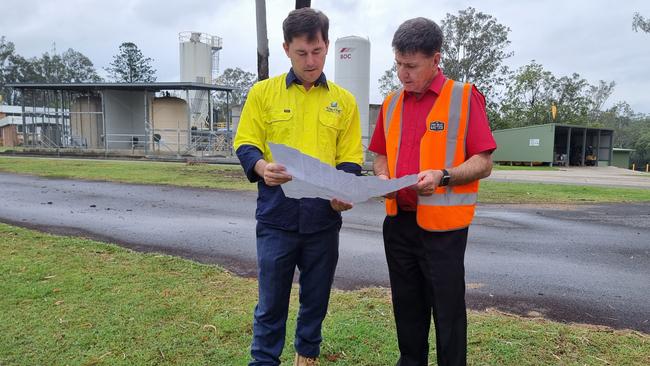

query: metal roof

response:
[5,82,236,92]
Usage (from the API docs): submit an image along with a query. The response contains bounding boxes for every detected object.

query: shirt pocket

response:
[265,109,294,143]
[318,112,342,160]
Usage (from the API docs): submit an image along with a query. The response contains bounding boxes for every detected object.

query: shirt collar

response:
[285,68,329,89]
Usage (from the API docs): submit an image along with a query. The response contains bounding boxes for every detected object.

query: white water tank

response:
[335,36,371,149]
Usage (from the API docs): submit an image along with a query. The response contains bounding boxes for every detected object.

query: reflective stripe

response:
[445,81,465,169]
[463,85,471,141]
[384,88,403,134]
[384,89,404,179]
[419,192,477,206]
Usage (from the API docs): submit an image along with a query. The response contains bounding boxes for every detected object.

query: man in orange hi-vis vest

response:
[368,18,497,366]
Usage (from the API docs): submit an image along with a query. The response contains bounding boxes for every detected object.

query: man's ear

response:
[433,52,441,67]
[283,42,290,57]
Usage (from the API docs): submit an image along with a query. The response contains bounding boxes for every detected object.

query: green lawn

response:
[0,146,23,153]
[2,156,650,204]
[0,156,253,191]
[479,181,650,203]
[1,223,647,365]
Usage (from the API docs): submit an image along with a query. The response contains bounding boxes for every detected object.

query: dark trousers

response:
[249,222,340,366]
[383,211,468,366]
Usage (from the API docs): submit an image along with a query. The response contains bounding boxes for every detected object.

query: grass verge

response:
[479,181,650,204]
[1,156,649,203]
[1,223,648,365]
[0,156,252,191]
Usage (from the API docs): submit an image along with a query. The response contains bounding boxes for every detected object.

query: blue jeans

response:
[249,222,340,366]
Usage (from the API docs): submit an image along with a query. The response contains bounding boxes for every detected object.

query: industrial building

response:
[0,105,65,147]
[4,32,378,160]
[492,123,615,167]
[6,82,234,156]
[5,31,236,158]
[612,148,635,169]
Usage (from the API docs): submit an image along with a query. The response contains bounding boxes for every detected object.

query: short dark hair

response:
[392,17,443,56]
[282,8,329,44]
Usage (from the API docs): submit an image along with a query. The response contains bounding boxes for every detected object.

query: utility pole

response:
[255,0,269,81]
[295,0,311,9]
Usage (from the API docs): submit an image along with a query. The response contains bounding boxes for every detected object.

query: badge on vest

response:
[429,121,445,131]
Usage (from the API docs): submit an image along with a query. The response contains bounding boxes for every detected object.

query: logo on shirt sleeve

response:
[429,121,445,131]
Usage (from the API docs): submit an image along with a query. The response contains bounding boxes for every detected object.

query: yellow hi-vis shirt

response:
[233,73,363,167]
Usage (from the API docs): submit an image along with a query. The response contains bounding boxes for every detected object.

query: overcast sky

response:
[3,0,649,113]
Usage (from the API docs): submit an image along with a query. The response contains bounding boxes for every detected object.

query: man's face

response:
[283,33,329,88]
[395,51,440,95]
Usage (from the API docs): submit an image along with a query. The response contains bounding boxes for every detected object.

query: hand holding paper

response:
[268,143,417,203]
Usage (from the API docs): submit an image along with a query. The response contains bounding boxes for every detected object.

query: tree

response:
[500,61,556,127]
[60,49,103,82]
[377,63,401,98]
[553,73,591,125]
[214,67,257,107]
[632,129,650,166]
[586,80,616,119]
[1,38,102,105]
[105,42,157,82]
[1,37,44,104]
[633,12,650,33]
[0,36,17,103]
[376,8,512,125]
[440,7,513,98]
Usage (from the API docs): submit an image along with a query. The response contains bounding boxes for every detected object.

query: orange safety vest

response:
[383,79,479,232]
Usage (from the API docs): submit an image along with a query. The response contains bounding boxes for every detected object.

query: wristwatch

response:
[439,169,451,187]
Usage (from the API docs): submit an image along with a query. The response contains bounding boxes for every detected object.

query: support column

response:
[609,133,613,164]
[208,90,214,132]
[186,89,191,149]
[226,91,231,155]
[21,91,27,147]
[597,130,601,166]
[31,91,36,146]
[100,91,107,153]
[565,127,571,166]
[144,91,149,156]
[581,129,587,166]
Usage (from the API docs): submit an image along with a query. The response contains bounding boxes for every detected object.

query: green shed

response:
[611,148,635,169]
[492,123,614,166]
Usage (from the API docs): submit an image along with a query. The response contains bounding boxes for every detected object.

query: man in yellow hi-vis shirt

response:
[233,8,363,366]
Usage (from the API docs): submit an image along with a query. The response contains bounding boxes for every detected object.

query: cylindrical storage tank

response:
[70,96,102,148]
[179,31,222,129]
[334,36,371,150]
[179,31,213,83]
[152,96,189,151]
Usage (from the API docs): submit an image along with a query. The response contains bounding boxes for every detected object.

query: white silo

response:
[335,36,371,150]
[179,31,223,129]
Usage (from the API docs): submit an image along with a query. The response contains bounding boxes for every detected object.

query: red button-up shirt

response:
[368,69,497,211]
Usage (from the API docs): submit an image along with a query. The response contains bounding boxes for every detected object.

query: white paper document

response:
[268,143,418,203]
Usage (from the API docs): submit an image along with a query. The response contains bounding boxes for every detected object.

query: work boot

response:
[294,353,319,366]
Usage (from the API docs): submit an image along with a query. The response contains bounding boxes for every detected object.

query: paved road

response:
[1,172,649,333]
